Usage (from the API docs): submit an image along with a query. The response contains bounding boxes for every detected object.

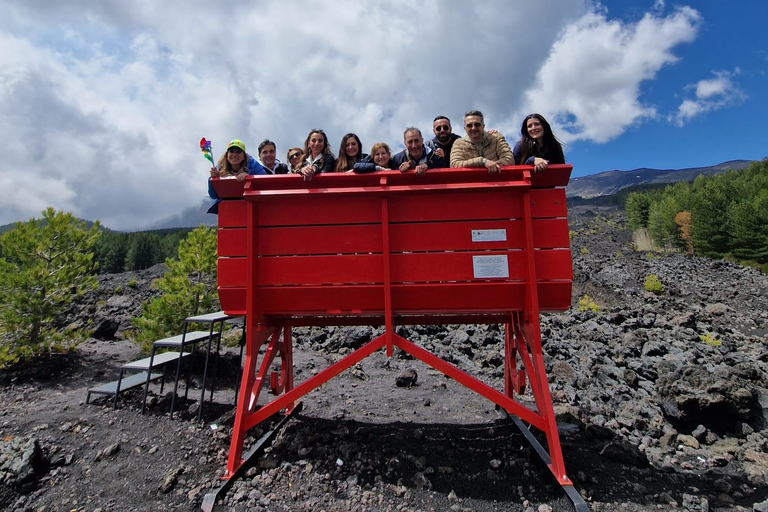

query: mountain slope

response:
[566,159,754,198]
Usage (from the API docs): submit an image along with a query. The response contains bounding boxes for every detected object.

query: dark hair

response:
[299,129,334,171]
[464,110,484,123]
[433,115,451,125]
[335,133,364,172]
[518,114,565,165]
[258,139,276,154]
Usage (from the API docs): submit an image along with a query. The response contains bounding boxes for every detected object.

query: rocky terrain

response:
[1,205,767,512]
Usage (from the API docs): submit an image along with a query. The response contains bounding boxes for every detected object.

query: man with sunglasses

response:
[450,110,514,174]
[425,115,461,167]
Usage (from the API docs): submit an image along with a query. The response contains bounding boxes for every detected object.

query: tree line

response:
[93,227,193,273]
[624,159,768,270]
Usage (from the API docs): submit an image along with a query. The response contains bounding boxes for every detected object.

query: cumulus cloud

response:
[0,0,586,229]
[0,0,710,229]
[516,4,701,143]
[671,69,745,126]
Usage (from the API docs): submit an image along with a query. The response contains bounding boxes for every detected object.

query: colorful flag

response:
[200,137,215,166]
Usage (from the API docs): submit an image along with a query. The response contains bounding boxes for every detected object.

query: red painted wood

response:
[217,200,247,228]
[260,224,382,255]
[217,228,246,257]
[530,189,567,218]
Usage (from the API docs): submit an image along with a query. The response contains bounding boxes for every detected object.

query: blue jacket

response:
[391,145,447,170]
[207,155,266,214]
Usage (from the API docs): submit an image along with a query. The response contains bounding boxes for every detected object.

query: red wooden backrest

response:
[214,166,572,323]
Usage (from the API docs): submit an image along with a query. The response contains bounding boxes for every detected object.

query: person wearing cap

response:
[207,139,265,214]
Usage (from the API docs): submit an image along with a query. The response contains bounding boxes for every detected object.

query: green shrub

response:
[114,285,122,294]
[577,294,600,313]
[644,274,664,295]
[579,247,589,255]
[127,277,138,288]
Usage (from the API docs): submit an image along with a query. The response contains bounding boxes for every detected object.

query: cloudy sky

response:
[1,0,766,230]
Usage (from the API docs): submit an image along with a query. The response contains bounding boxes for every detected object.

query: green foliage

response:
[127,277,139,288]
[623,160,768,268]
[577,294,600,313]
[131,225,218,352]
[699,333,721,347]
[93,228,193,274]
[625,192,652,230]
[643,274,664,295]
[114,285,122,294]
[0,208,100,367]
[579,246,589,255]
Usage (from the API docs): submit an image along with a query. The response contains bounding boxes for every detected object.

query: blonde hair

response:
[370,142,391,158]
[215,149,247,176]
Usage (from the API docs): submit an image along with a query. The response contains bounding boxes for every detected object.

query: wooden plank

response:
[218,228,247,257]
[218,200,247,228]
[258,195,381,227]
[388,190,523,222]
[260,224,383,255]
[530,189,567,218]
[389,218,570,252]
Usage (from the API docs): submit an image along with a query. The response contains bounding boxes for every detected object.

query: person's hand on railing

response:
[483,158,501,174]
[299,165,316,181]
[533,157,549,173]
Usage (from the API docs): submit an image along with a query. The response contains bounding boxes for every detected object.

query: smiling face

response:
[404,129,423,160]
[526,117,544,142]
[464,115,484,143]
[308,132,326,158]
[259,143,276,167]
[288,150,302,167]
[433,118,452,143]
[344,137,359,158]
[227,148,245,168]
[373,147,390,166]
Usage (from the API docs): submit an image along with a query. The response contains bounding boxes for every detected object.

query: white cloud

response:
[671,69,745,126]
[516,4,701,143]
[0,1,712,229]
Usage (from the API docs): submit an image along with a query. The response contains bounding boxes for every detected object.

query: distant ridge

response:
[148,198,217,230]
[566,160,754,198]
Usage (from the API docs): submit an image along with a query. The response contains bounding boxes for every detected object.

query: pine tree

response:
[131,225,218,351]
[0,208,100,367]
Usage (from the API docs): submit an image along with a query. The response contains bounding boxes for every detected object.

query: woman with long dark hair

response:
[335,133,367,172]
[513,114,565,173]
[296,129,336,181]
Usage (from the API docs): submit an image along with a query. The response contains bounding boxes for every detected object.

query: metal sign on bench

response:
[210,166,582,508]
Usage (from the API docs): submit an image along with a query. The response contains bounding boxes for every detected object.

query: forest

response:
[624,159,768,272]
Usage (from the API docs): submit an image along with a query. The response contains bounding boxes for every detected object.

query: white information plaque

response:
[472,255,509,278]
[471,229,507,242]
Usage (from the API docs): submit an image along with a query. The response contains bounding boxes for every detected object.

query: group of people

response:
[207,111,565,212]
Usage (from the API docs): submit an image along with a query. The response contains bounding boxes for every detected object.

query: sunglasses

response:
[434,125,451,132]
[289,153,301,159]
[466,122,482,129]
[228,148,244,153]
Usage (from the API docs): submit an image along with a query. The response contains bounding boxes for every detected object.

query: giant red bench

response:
[211,165,575,492]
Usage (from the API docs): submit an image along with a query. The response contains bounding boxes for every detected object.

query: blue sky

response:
[0,0,766,230]
[571,1,768,173]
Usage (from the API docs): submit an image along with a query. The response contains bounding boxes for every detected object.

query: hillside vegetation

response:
[624,159,768,272]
